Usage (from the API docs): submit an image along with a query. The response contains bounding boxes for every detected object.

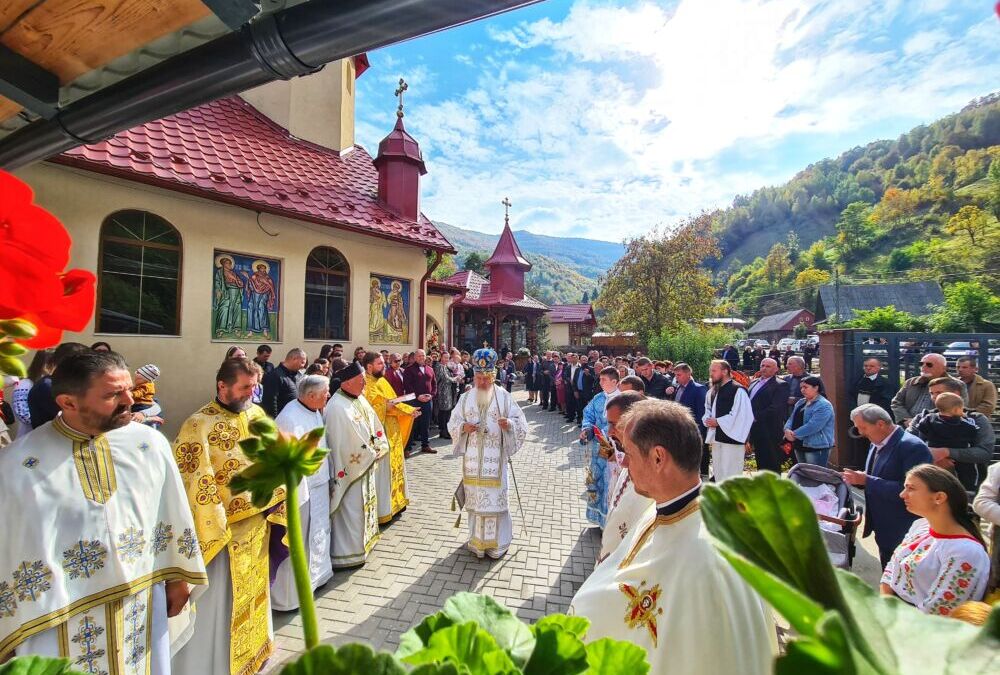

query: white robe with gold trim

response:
[272,400,334,610]
[571,498,777,675]
[325,391,387,568]
[448,385,528,558]
[599,469,654,564]
[0,417,208,673]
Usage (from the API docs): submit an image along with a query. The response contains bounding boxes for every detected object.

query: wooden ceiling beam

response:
[0,42,58,118]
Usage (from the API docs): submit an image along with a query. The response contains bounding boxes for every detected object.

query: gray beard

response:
[475,386,494,409]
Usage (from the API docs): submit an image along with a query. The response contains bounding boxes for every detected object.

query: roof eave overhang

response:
[50,155,457,254]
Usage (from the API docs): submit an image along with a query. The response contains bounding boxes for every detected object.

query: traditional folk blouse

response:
[881,519,989,616]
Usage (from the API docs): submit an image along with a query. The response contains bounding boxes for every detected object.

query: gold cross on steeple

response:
[395,78,408,118]
[502,197,512,226]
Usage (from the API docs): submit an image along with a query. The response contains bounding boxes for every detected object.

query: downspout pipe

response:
[419,251,443,351]
[0,0,539,169]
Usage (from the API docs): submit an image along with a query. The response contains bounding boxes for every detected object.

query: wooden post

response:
[820,328,856,468]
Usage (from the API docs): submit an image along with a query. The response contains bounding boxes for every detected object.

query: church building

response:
[14,56,456,436]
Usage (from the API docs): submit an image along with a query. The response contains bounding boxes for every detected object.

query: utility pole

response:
[834,266,841,322]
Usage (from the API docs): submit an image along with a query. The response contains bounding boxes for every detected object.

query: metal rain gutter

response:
[0,0,539,170]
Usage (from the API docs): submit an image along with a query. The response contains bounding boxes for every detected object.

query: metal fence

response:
[845,332,1000,460]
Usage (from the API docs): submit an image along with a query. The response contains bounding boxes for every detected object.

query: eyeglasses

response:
[919,362,934,368]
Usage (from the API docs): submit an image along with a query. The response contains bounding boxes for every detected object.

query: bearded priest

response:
[271,374,334,611]
[570,399,777,675]
[0,351,207,670]
[171,357,286,675]
[326,362,388,568]
[362,350,417,524]
[448,348,528,559]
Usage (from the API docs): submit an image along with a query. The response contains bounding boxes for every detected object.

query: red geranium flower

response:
[0,171,95,347]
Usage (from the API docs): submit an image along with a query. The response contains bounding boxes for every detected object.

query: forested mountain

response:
[713,93,1000,320]
[433,221,617,304]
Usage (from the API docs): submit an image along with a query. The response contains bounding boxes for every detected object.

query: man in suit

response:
[671,362,709,475]
[540,352,555,411]
[573,355,596,425]
[721,344,740,371]
[747,358,790,473]
[563,353,581,423]
[848,357,893,413]
[844,403,932,569]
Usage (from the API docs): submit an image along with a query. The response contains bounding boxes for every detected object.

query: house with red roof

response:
[547,303,598,348]
[14,56,457,434]
[441,220,549,353]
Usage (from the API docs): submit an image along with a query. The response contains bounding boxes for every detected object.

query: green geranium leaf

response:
[438,593,535,667]
[582,638,649,675]
[397,612,457,658]
[409,664,466,675]
[402,622,517,675]
[0,656,87,675]
[533,615,590,640]
[278,644,406,675]
[523,625,588,675]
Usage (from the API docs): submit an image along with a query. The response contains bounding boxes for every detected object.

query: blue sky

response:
[354,0,1000,242]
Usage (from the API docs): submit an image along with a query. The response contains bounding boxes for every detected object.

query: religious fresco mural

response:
[369,274,410,344]
[211,250,282,341]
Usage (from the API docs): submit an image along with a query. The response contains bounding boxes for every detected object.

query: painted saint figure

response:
[387,280,407,337]
[244,261,276,338]
[369,279,387,338]
[214,255,244,337]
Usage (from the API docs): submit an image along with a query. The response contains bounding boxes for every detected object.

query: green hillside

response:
[433,221,615,304]
[713,93,1000,319]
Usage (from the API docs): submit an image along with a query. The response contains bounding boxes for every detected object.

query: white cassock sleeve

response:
[716,387,754,443]
[448,392,473,456]
[499,389,528,457]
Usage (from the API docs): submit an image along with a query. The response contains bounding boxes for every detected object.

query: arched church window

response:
[97,210,182,335]
[305,246,350,340]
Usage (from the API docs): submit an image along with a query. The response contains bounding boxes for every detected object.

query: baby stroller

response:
[787,463,863,569]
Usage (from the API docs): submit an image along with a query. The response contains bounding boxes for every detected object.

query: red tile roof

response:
[52,96,455,252]
[548,303,595,323]
[443,270,547,312]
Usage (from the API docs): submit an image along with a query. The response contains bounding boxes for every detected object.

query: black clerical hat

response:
[333,361,364,383]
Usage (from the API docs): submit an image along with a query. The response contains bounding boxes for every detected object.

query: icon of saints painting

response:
[369,274,410,344]
[212,250,282,341]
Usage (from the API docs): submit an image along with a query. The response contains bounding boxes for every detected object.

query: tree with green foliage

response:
[847,305,927,332]
[793,321,808,339]
[929,280,1000,331]
[647,323,739,381]
[463,251,488,276]
[835,202,875,261]
[428,252,458,280]
[581,291,589,303]
[945,205,990,246]
[598,214,720,341]
[988,156,1000,220]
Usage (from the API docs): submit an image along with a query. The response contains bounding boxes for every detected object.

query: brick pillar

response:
[820,328,855,468]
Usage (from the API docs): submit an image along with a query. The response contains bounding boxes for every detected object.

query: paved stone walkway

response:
[267,390,597,669]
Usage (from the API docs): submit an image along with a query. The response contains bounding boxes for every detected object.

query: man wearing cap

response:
[448,349,529,559]
[325,361,389,568]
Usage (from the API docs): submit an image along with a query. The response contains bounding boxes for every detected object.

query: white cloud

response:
[360,0,1000,242]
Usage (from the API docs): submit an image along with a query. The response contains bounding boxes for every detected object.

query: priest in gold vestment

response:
[0,352,207,673]
[362,351,416,524]
[570,399,777,675]
[171,358,286,675]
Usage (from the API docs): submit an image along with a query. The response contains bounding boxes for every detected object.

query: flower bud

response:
[0,319,37,339]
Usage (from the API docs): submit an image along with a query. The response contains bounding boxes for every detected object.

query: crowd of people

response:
[0,335,998,674]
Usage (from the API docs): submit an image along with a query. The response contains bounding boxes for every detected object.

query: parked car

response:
[737,339,754,350]
[776,338,797,351]
[943,341,979,364]
[753,339,771,349]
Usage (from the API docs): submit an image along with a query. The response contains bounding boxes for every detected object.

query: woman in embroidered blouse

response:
[881,464,990,616]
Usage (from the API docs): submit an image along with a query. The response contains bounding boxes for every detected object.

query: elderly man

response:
[403,349,436,454]
[747,358,790,473]
[1,352,206,669]
[262,347,307,417]
[956,356,997,417]
[891,353,967,427]
[907,377,995,492]
[271,374,333,611]
[172,357,285,675]
[448,349,529,559]
[849,357,893,412]
[571,399,777,674]
[783,356,810,408]
[326,362,388,568]
[843,404,932,569]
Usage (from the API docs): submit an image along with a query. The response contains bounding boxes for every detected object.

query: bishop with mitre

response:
[571,399,777,674]
[326,361,388,568]
[448,348,528,559]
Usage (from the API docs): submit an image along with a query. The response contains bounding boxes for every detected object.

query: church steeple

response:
[485,197,530,298]
[374,77,426,221]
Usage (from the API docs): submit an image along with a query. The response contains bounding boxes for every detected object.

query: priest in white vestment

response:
[703,359,754,482]
[599,391,654,565]
[271,375,334,610]
[0,351,207,673]
[448,349,528,559]
[571,399,777,675]
[325,362,388,568]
